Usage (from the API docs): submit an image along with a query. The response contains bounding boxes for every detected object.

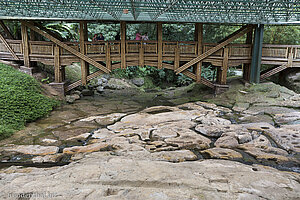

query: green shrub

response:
[0,64,58,140]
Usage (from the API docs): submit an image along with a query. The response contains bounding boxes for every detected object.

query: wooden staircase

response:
[260,64,288,80]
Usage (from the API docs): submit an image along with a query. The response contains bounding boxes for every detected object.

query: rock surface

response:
[1,82,300,199]
[0,154,299,200]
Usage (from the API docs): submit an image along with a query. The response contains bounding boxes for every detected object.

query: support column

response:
[79,21,89,86]
[121,21,126,69]
[54,45,62,83]
[250,24,264,83]
[243,30,253,82]
[21,21,30,68]
[20,21,36,75]
[195,23,203,83]
[50,45,66,96]
[217,47,229,85]
[139,42,144,67]
[157,22,163,69]
[174,42,180,70]
[106,41,111,71]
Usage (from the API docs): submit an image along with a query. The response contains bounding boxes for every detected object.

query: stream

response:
[0,86,299,173]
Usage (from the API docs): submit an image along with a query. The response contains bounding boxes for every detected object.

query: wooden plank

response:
[175,25,254,74]
[106,42,111,71]
[287,48,293,67]
[0,32,19,60]
[260,64,287,80]
[139,43,144,67]
[220,47,229,85]
[80,21,89,86]
[54,45,62,82]
[66,70,104,92]
[182,70,196,80]
[121,21,126,69]
[243,30,253,82]
[174,43,180,70]
[21,22,30,67]
[0,20,14,39]
[22,20,110,73]
[196,23,203,83]
[157,22,163,69]
[201,77,215,89]
[34,22,64,41]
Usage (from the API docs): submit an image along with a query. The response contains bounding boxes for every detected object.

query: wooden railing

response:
[1,39,300,65]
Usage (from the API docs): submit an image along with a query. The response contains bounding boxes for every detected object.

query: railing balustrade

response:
[0,39,299,65]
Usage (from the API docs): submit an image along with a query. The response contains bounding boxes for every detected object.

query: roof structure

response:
[0,0,299,24]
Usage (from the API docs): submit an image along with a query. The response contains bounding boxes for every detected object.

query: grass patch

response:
[0,64,59,140]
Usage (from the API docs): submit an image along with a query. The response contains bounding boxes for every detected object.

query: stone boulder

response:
[279,68,300,93]
[106,78,136,90]
[131,78,145,87]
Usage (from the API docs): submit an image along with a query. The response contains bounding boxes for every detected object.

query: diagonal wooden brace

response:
[0,32,19,60]
[21,20,111,74]
[0,20,14,40]
[175,25,254,74]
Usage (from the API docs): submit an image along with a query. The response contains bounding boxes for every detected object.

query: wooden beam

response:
[243,30,253,82]
[174,43,180,70]
[157,22,163,69]
[121,21,126,69]
[106,42,111,70]
[287,48,293,67]
[79,21,89,86]
[0,20,14,39]
[0,32,19,60]
[196,23,203,83]
[139,42,144,67]
[34,22,63,41]
[219,47,229,85]
[21,22,30,67]
[54,45,62,83]
[22,20,110,74]
[175,25,254,74]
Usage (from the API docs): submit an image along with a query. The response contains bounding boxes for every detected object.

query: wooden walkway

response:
[0,22,299,93]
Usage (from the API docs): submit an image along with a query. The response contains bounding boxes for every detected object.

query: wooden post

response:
[196,23,203,83]
[243,30,253,82]
[21,21,30,68]
[54,45,62,83]
[61,66,66,82]
[0,20,14,39]
[174,42,180,70]
[106,42,111,70]
[22,20,110,73]
[157,22,163,69]
[139,41,144,67]
[79,21,89,86]
[287,48,293,67]
[219,47,229,85]
[176,25,254,74]
[121,21,126,69]
[0,32,19,60]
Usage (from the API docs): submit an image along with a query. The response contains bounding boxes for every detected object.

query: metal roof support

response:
[250,24,264,83]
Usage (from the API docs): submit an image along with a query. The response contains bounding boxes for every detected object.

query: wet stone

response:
[263,127,300,153]
[201,148,243,160]
[150,150,197,162]
[1,145,59,156]
[164,129,211,150]
[215,132,239,149]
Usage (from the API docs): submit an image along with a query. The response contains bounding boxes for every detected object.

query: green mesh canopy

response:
[0,0,299,24]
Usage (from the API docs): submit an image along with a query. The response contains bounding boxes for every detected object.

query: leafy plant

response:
[0,64,59,140]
